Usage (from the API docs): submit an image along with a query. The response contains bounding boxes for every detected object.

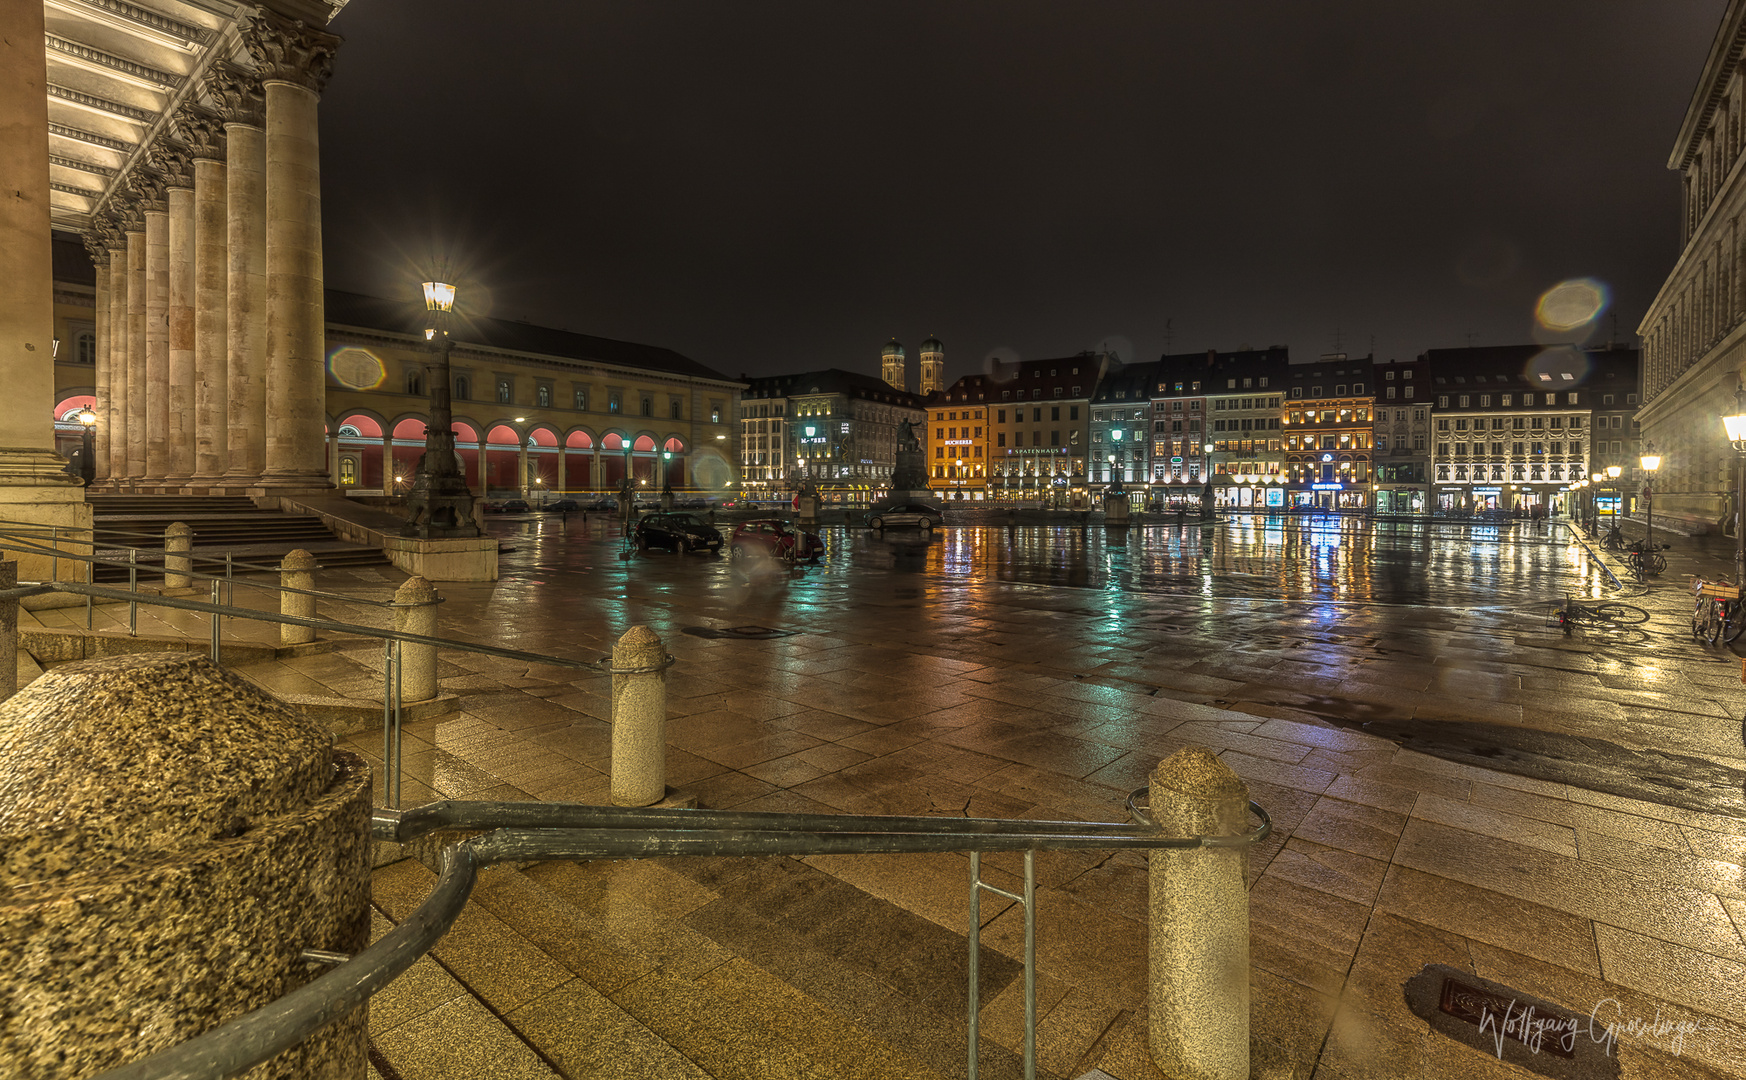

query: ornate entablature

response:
[37,1,346,233]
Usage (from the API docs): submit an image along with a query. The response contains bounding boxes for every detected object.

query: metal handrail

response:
[93,797,1272,1080]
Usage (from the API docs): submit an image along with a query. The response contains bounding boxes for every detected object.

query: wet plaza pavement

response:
[41,513,1746,1079]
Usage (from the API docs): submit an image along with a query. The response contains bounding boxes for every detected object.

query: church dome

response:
[882,338,906,358]
[920,336,944,353]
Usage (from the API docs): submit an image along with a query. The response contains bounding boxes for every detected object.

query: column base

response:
[0,466,94,585]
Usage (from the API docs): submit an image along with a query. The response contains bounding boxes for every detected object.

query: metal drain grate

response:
[683,625,798,640]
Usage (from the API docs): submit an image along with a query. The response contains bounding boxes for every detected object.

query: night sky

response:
[318,2,1725,383]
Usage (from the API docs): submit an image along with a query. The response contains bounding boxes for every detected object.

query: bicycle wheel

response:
[1592,602,1650,625]
[1650,553,1667,575]
[1700,601,1724,645]
[1724,599,1746,644]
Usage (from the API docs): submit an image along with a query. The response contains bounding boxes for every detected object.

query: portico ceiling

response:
[40,0,345,233]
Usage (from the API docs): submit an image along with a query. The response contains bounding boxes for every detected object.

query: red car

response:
[729,518,825,563]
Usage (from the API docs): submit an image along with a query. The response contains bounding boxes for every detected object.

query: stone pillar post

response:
[126,226,147,482]
[381,435,394,493]
[0,654,369,1079]
[105,242,129,482]
[86,248,111,486]
[279,548,317,646]
[518,440,530,498]
[144,201,170,483]
[1148,746,1250,1080]
[187,113,229,487]
[610,625,669,806]
[558,446,567,494]
[163,522,193,590]
[245,11,342,490]
[391,576,438,703]
[165,150,196,486]
[210,66,267,489]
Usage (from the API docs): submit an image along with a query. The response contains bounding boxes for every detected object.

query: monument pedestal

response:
[1104,492,1131,526]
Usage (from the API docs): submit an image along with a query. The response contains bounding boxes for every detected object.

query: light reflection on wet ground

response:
[494,514,1608,610]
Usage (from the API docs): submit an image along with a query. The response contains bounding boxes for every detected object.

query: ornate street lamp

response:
[1107,428,1125,495]
[1201,442,1216,521]
[1605,464,1622,530]
[1639,444,1661,558]
[403,279,480,537]
[76,408,96,486]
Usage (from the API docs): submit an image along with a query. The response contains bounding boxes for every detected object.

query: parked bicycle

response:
[1600,524,1626,551]
[1692,576,1746,645]
[1549,593,1649,636]
[1625,540,1668,580]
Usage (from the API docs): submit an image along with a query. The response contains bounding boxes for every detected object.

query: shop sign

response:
[1311,482,1344,491]
[943,439,972,446]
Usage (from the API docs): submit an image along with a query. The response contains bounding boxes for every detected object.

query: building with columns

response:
[33,0,348,496]
[50,252,741,498]
[1637,0,1746,529]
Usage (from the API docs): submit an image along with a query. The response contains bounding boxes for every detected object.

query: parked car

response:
[499,498,530,514]
[545,498,580,512]
[581,497,617,511]
[633,513,723,555]
[729,518,824,563]
[865,501,944,531]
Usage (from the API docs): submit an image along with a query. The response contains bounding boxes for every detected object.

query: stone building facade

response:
[987,354,1109,507]
[1196,348,1288,509]
[738,370,925,502]
[926,375,991,501]
[1285,355,1377,509]
[1371,357,1430,514]
[1637,0,1746,527]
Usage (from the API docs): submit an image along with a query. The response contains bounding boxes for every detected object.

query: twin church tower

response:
[880,338,945,396]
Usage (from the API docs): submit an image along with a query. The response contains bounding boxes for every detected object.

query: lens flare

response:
[328,347,386,390]
[1536,278,1608,332]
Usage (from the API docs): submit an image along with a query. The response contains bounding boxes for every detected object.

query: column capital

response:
[240,8,341,95]
[151,142,194,190]
[178,108,227,161]
[204,63,264,127]
[83,226,113,265]
[92,215,126,254]
[126,166,166,213]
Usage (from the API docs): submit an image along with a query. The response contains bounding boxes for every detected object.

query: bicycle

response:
[1625,541,1668,580]
[1600,524,1626,551]
[1549,593,1649,636]
[1692,576,1746,645]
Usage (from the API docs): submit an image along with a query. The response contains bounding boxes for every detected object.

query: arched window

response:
[670,399,682,420]
[406,370,424,396]
[497,379,512,404]
[537,385,551,408]
[454,375,470,400]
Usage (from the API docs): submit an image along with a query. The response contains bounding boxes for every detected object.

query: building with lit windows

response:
[987,353,1110,506]
[1371,357,1430,514]
[1090,362,1161,499]
[738,394,790,496]
[1285,354,1376,509]
[1420,345,1634,514]
[1197,348,1288,509]
[1637,0,1746,529]
[738,369,925,503]
[927,375,991,500]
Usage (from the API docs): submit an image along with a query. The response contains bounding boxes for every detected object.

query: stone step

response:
[366,850,1067,1080]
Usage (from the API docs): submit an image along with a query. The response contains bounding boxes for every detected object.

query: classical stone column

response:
[163,148,196,486]
[0,0,93,577]
[125,220,148,483]
[141,167,171,483]
[381,435,393,493]
[210,66,267,489]
[186,113,229,487]
[244,11,342,490]
[105,236,129,482]
[83,231,111,485]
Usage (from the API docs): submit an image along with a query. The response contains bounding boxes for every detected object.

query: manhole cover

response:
[683,625,798,640]
[1404,964,1620,1078]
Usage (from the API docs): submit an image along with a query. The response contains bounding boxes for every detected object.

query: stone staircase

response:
[86,494,391,583]
[364,852,1127,1080]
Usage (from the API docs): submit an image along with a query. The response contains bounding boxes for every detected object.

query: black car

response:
[633,513,723,554]
[545,498,580,512]
[499,498,530,514]
[865,501,944,530]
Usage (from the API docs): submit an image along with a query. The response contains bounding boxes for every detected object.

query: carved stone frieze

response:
[92,215,125,253]
[82,230,110,266]
[205,64,265,127]
[179,110,227,161]
[240,8,342,95]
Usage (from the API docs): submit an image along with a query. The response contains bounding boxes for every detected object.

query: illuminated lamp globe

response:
[1640,452,1661,472]
[1606,465,1622,479]
[1724,414,1746,443]
[421,281,456,312]
[76,409,95,427]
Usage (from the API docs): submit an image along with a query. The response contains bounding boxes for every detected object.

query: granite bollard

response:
[392,575,439,702]
[610,624,667,806]
[0,653,372,1078]
[164,520,193,589]
[1148,746,1250,1080]
[279,547,317,646]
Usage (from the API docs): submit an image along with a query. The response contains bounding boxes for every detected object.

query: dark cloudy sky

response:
[318,2,1726,383]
